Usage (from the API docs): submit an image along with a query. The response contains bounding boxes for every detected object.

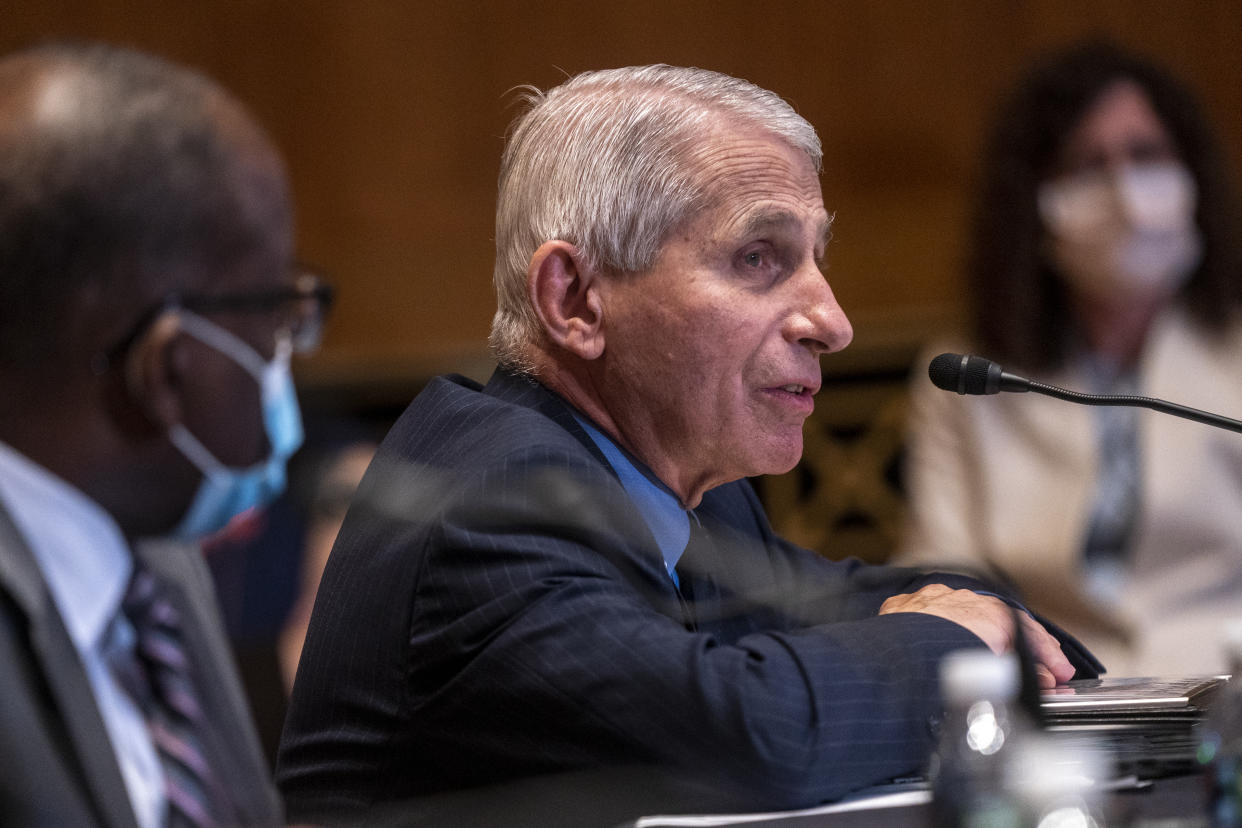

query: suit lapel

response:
[0,503,139,828]
[480,368,688,619]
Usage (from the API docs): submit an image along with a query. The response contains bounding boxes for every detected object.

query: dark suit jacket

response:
[277,368,1098,821]
[0,503,282,827]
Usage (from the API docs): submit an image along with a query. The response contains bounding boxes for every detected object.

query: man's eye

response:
[737,244,787,283]
[742,249,770,269]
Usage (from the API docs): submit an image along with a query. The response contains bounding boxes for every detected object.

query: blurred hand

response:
[878,584,1074,688]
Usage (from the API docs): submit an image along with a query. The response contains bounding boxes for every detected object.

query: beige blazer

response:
[898,306,1242,677]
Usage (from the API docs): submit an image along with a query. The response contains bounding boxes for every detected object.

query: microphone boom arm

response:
[1027,381,1242,435]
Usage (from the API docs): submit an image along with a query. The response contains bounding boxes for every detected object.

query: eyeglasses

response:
[169,266,335,355]
[96,264,335,373]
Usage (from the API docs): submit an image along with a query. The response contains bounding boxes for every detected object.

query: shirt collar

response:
[0,441,131,652]
[572,415,690,581]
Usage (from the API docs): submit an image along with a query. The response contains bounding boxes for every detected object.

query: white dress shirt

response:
[0,440,165,828]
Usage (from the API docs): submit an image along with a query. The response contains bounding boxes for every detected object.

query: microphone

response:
[928,352,1031,395]
[929,352,1242,435]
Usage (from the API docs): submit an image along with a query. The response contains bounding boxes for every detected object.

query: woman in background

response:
[898,39,1242,676]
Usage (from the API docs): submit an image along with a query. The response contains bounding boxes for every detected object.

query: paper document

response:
[631,785,929,826]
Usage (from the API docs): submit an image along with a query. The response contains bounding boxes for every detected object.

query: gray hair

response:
[488,65,822,373]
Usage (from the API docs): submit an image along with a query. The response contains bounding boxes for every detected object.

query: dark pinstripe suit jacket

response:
[0,506,282,828]
[277,368,1099,820]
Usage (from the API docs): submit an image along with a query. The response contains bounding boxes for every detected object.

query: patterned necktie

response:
[108,565,227,828]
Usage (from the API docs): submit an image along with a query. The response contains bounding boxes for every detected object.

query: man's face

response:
[595,126,853,504]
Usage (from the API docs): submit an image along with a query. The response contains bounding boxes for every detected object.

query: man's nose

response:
[786,268,853,356]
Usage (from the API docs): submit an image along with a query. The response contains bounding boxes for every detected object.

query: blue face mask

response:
[167,310,304,539]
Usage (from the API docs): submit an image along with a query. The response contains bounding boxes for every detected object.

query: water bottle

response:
[929,649,1028,828]
[1006,732,1108,827]
[1201,620,1242,827]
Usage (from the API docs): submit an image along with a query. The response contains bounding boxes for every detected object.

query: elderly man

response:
[0,42,331,827]
[278,65,1098,820]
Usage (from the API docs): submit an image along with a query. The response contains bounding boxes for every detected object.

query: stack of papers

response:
[1041,675,1227,777]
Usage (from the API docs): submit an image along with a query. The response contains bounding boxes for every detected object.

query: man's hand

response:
[878,584,1075,688]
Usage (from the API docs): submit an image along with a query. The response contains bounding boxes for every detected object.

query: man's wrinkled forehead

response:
[684,125,830,241]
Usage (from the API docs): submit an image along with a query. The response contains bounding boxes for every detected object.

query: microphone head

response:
[928,353,1003,395]
[928,353,966,392]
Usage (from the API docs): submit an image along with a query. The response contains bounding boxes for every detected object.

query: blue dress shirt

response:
[573,415,691,587]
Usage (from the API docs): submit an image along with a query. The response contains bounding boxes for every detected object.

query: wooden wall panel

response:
[5,1,1241,392]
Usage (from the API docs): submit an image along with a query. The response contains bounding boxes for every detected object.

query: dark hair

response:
[968,38,1242,372]
[0,40,289,374]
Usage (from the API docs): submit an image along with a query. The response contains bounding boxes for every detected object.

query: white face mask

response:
[1038,161,1202,300]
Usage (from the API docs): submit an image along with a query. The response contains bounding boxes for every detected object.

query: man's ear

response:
[122,311,187,431]
[528,240,606,360]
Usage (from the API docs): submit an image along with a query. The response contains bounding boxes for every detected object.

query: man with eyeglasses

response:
[0,41,329,827]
